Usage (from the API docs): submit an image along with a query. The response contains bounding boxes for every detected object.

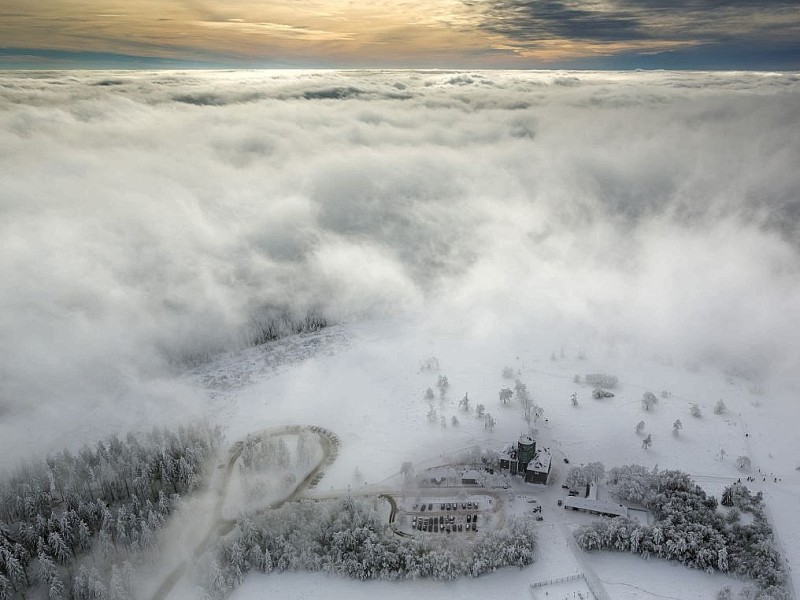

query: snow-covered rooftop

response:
[462,469,482,482]
[527,448,551,473]
[563,496,628,517]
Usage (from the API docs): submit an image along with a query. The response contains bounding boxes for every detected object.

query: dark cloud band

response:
[466,0,800,67]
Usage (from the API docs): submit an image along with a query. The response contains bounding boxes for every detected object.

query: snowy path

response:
[150,425,339,600]
[558,521,611,600]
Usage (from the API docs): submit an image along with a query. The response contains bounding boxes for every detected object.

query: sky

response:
[1,0,800,69]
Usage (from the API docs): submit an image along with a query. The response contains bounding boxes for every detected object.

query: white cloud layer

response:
[1,69,799,457]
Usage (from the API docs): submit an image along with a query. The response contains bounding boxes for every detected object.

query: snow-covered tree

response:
[584,374,618,389]
[690,404,702,418]
[426,405,438,423]
[714,400,726,415]
[721,486,734,507]
[436,375,449,398]
[642,434,653,450]
[642,392,658,411]
[418,357,439,372]
[565,463,605,488]
[672,419,683,436]
[498,388,513,405]
[459,393,470,412]
[49,532,72,565]
[0,574,10,600]
[108,564,132,600]
[36,552,57,587]
[451,415,459,426]
[515,381,541,427]
[636,421,646,435]
[484,414,496,431]
[502,367,514,379]
[736,456,752,471]
[424,387,435,401]
[475,403,485,418]
[570,392,578,407]
[48,575,66,600]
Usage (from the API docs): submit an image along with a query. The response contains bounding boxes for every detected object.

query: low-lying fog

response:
[1,70,798,462]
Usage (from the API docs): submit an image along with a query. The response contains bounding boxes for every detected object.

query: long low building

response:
[563,496,629,518]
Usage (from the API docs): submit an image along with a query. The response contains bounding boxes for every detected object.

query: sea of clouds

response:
[1,69,799,457]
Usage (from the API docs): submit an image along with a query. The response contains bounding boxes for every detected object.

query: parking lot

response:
[404,498,488,534]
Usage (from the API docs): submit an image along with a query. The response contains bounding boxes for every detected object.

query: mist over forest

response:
[1,70,799,463]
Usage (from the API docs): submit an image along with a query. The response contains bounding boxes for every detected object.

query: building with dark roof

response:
[497,435,551,485]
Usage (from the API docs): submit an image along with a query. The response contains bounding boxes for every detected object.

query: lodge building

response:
[498,434,551,485]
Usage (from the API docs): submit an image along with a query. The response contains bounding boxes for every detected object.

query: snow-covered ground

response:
[182,315,799,599]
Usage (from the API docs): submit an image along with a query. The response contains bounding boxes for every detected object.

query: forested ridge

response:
[0,424,222,599]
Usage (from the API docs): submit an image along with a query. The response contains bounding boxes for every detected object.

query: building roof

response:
[527,448,551,473]
[462,469,481,481]
[563,496,628,517]
[519,434,535,446]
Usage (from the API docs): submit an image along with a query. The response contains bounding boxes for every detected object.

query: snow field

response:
[195,316,798,597]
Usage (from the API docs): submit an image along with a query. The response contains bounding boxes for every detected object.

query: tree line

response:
[197,496,538,598]
[0,423,222,599]
[574,465,789,600]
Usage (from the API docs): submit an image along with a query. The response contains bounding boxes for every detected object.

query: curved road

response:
[151,425,339,600]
